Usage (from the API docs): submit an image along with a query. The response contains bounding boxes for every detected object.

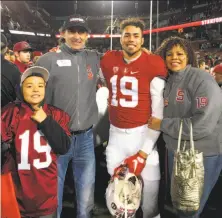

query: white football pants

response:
[106,124,161,218]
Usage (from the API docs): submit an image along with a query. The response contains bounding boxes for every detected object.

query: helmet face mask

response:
[106,171,142,218]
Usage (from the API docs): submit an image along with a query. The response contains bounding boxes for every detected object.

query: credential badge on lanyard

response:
[57,60,72,67]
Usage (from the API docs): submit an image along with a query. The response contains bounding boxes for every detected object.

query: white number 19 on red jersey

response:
[110,75,138,108]
[18,130,52,170]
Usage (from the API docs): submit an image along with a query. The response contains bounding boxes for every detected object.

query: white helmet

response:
[106,172,142,218]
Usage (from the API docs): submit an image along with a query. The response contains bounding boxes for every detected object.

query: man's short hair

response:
[214,59,222,67]
[120,18,145,35]
[198,59,205,66]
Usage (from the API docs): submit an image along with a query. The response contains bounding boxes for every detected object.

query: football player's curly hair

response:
[120,18,145,35]
[155,36,198,68]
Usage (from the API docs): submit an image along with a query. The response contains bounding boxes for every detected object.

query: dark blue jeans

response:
[57,128,95,218]
[168,150,222,218]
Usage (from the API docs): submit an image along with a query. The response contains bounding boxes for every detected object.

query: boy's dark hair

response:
[214,59,222,67]
[155,36,198,68]
[120,18,145,34]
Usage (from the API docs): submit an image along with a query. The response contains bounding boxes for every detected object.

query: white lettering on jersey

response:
[110,75,138,108]
[18,130,52,170]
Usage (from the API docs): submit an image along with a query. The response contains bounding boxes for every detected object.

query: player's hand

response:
[113,164,128,179]
[141,47,152,54]
[31,106,47,123]
[148,116,162,131]
[49,46,59,52]
[124,152,147,176]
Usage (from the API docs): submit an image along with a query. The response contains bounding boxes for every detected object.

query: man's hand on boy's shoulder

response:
[141,47,152,54]
[31,106,47,123]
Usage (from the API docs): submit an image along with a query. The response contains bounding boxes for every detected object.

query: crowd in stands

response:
[2,33,222,79]
[1,0,221,61]
[168,1,222,26]
[1,1,50,33]
[2,1,222,35]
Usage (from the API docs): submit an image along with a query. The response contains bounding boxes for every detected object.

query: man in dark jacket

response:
[1,33,20,108]
[35,16,105,218]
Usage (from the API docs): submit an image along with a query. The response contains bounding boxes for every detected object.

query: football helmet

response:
[106,170,142,218]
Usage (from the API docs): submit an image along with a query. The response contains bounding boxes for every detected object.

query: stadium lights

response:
[90,35,106,38]
[37,33,46,36]
[36,33,50,37]
[8,30,51,37]
[9,30,35,36]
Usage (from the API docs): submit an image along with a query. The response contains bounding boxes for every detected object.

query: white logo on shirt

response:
[113,66,119,74]
[57,60,72,67]
[124,68,128,74]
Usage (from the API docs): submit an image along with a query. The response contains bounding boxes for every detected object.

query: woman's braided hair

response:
[155,36,198,68]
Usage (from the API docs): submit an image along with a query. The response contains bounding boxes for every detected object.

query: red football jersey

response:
[1,102,70,217]
[100,50,167,128]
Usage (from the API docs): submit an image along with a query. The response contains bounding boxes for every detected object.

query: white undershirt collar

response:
[123,52,142,64]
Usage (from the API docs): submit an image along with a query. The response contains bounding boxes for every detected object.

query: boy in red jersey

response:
[1,66,71,218]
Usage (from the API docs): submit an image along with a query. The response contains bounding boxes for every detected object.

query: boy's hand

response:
[31,106,47,123]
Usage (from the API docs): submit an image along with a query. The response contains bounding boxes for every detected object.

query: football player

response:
[100,18,167,218]
[1,66,71,218]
